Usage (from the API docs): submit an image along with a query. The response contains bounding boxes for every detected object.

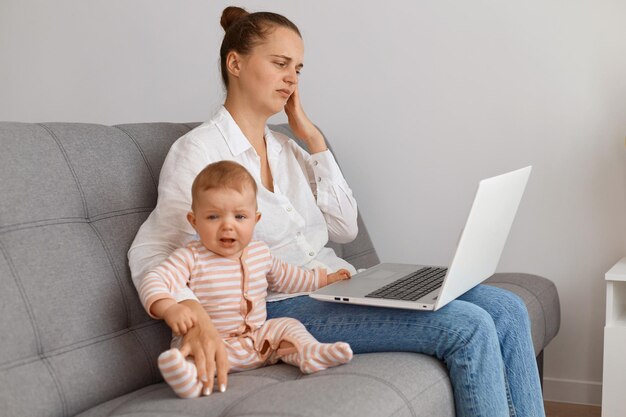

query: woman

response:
[129,6,544,417]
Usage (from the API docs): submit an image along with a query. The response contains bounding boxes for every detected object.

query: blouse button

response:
[286,207,293,212]
[308,251,315,257]
[313,160,319,166]
[317,177,321,182]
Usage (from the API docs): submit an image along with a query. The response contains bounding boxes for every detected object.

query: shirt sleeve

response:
[292,144,359,244]
[128,136,209,303]
[138,246,196,318]
[266,252,328,293]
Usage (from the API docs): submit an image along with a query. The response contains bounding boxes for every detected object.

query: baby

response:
[139,160,353,398]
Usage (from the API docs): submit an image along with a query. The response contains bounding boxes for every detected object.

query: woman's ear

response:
[226,51,243,78]
[255,212,262,224]
[187,211,197,230]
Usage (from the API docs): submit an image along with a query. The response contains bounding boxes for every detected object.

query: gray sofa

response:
[0,121,560,417]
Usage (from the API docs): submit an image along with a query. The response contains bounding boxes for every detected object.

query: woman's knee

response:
[437,301,499,348]
[488,286,530,329]
[462,285,530,327]
[475,288,534,353]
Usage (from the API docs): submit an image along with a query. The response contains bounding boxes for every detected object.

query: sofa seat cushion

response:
[76,353,454,417]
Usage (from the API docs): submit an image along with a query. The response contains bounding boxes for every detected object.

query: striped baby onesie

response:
[139,240,352,398]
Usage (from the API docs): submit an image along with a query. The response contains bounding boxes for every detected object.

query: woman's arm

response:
[284,87,327,154]
[302,149,358,243]
[284,88,359,243]
[128,138,207,300]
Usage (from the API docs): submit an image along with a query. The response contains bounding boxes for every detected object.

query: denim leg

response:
[267,294,510,417]
[459,285,546,417]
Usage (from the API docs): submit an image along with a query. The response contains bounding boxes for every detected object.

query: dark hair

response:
[219,6,301,87]
[191,160,257,211]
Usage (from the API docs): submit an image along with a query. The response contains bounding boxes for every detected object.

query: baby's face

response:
[188,185,260,259]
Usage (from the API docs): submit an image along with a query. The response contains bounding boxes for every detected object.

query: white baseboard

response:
[543,377,602,406]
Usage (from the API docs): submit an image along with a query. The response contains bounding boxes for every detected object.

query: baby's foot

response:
[282,342,353,374]
[158,348,203,398]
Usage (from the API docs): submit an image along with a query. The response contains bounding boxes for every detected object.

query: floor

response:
[544,401,601,417]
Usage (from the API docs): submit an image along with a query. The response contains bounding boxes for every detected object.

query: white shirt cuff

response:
[310,150,345,182]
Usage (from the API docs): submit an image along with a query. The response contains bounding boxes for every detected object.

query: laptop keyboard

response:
[365,267,447,302]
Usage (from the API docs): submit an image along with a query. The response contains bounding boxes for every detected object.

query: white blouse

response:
[128,106,358,302]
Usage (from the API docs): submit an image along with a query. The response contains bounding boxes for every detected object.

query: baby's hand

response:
[163,304,198,336]
[327,269,352,285]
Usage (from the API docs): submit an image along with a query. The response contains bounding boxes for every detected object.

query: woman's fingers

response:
[180,325,210,393]
[284,88,326,152]
[215,343,230,392]
[193,349,211,394]
[205,354,216,395]
[179,328,226,395]
[175,303,230,395]
[179,342,191,357]
[285,85,300,113]
[285,87,308,129]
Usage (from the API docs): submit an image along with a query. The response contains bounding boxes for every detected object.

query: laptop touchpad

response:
[363,269,397,280]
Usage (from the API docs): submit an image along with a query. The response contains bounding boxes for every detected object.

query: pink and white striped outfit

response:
[139,240,352,398]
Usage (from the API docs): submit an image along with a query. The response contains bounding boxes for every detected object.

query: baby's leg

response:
[158,348,203,399]
[262,317,353,374]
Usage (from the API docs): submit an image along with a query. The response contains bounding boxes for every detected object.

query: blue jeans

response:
[266,284,545,417]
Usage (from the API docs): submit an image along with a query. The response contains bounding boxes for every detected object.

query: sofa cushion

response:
[75,353,454,417]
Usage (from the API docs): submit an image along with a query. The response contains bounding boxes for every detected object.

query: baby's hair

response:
[191,161,258,211]
[219,6,301,87]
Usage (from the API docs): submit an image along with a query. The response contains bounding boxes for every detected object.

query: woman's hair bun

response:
[220,6,249,31]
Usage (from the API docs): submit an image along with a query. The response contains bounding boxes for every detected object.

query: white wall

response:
[2,0,625,405]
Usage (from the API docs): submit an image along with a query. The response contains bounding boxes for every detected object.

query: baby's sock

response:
[281,341,353,374]
[277,323,353,373]
[158,348,203,398]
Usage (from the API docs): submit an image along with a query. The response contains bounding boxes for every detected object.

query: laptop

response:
[310,166,532,311]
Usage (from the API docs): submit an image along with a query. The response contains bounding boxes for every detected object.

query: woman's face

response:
[234,26,304,116]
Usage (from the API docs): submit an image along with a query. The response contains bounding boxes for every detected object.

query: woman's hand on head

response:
[284,87,328,154]
[178,300,230,395]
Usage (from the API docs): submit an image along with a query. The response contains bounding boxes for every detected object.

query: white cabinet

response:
[602,257,626,416]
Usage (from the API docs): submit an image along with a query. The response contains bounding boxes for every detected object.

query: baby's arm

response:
[267,255,325,293]
[267,248,351,293]
[151,299,197,336]
[327,269,351,285]
[138,246,198,333]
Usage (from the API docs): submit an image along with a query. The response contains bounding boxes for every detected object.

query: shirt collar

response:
[214,106,252,156]
[214,106,289,157]
[265,126,288,158]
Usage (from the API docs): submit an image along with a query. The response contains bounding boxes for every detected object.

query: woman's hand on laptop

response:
[327,269,351,285]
